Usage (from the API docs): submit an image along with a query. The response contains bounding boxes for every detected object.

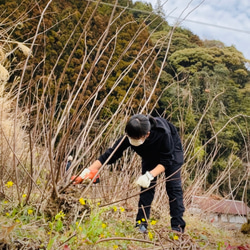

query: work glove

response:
[135,171,154,188]
[71,168,100,184]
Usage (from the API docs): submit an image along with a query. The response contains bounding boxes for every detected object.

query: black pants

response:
[136,163,186,231]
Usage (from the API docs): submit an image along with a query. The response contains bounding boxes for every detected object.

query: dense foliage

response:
[3,0,159,121]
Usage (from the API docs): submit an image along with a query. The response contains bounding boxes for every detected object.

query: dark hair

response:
[125,114,155,139]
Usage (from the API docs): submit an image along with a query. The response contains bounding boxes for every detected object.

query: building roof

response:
[191,195,250,216]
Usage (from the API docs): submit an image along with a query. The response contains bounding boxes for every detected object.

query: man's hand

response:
[71,175,84,184]
[136,171,154,188]
[79,168,91,179]
[71,168,99,184]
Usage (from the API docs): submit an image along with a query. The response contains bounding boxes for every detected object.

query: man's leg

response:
[165,166,186,232]
[135,180,156,228]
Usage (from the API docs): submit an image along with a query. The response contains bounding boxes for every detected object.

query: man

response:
[73,114,186,233]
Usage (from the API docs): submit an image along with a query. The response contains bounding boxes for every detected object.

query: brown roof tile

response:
[191,196,250,215]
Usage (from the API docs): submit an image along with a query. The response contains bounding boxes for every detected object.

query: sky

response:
[136,0,250,61]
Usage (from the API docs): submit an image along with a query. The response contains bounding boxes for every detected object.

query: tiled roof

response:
[191,196,250,216]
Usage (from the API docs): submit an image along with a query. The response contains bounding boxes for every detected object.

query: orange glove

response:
[71,176,84,184]
[71,169,100,184]
[85,169,99,179]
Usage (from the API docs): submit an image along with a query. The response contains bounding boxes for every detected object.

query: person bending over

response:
[73,114,186,233]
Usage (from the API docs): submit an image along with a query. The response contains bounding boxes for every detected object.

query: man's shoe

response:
[138,224,147,233]
[135,221,148,233]
[172,227,184,233]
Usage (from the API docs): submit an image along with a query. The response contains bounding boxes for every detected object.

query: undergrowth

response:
[0,195,249,250]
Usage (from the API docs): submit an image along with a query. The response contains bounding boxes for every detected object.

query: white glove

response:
[136,171,154,188]
[79,168,91,179]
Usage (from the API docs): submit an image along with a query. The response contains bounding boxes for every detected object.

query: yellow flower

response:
[113,206,117,212]
[22,194,27,198]
[5,212,10,216]
[55,210,65,220]
[148,231,153,240]
[79,198,85,205]
[5,181,14,188]
[141,218,145,222]
[28,209,33,215]
[113,245,118,249]
[4,200,8,204]
[150,220,157,225]
[15,219,20,223]
[173,235,179,240]
[75,222,79,226]
[97,202,101,206]
[137,220,141,224]
[120,207,125,212]
[102,223,107,229]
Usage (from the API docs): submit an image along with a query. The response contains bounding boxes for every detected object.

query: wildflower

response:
[173,235,179,240]
[113,206,117,212]
[79,198,85,205]
[113,245,118,249]
[102,223,107,229]
[5,181,14,188]
[148,231,153,240]
[137,220,141,224]
[5,212,10,216]
[55,210,65,220]
[100,233,105,238]
[28,209,33,215]
[15,219,20,223]
[22,194,27,198]
[141,218,145,222]
[150,220,157,225]
[97,202,101,206]
[4,200,8,204]
[120,207,125,212]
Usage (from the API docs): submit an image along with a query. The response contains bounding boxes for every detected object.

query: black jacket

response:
[98,117,184,171]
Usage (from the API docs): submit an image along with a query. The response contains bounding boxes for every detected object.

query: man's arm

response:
[150,164,165,177]
[88,160,102,171]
